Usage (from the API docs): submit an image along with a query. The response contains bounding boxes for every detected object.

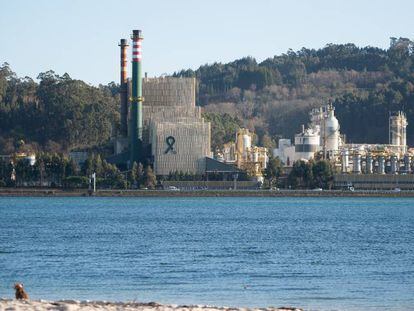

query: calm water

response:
[0,197,413,310]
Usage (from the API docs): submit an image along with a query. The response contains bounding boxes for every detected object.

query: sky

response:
[1,0,413,85]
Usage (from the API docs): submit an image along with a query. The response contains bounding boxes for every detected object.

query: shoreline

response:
[0,188,413,197]
[0,299,302,311]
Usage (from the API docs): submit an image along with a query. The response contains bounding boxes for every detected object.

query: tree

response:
[264,157,283,187]
[287,160,313,189]
[129,161,144,188]
[312,160,334,189]
[93,154,103,177]
[129,161,138,185]
[0,159,13,186]
[82,155,94,176]
[65,158,78,177]
[143,166,156,189]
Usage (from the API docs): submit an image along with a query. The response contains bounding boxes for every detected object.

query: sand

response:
[0,299,302,311]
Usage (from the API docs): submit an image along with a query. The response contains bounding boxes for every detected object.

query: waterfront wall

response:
[334,174,414,190]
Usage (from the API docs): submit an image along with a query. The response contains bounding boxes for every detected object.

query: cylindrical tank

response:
[378,156,385,174]
[404,154,411,174]
[341,149,349,173]
[352,153,361,174]
[402,114,408,154]
[253,150,259,162]
[236,129,252,159]
[389,111,407,150]
[295,129,320,161]
[323,107,340,152]
[390,155,398,174]
[366,154,373,174]
[243,134,251,150]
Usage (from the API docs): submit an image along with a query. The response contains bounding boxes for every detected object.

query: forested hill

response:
[0,37,413,154]
[174,37,414,150]
[0,68,119,154]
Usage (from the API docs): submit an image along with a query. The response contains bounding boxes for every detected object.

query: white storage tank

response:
[341,149,349,173]
[352,153,362,174]
[294,128,320,161]
[322,106,340,152]
[243,134,251,150]
[236,128,252,159]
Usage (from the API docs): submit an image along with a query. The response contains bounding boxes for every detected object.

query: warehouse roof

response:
[205,157,241,173]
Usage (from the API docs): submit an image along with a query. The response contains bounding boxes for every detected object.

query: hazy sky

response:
[1,0,413,85]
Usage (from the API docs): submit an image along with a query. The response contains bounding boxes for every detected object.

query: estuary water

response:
[0,197,413,310]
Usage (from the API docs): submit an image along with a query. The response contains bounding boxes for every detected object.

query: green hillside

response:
[0,37,413,154]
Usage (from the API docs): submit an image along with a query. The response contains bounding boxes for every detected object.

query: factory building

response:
[218,128,268,182]
[109,30,211,176]
[273,105,414,189]
[273,104,342,164]
[337,111,409,180]
[272,102,413,190]
[143,76,211,175]
[151,120,211,175]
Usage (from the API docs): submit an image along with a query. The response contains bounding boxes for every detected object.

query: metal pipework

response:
[366,154,373,174]
[352,153,361,174]
[130,29,144,165]
[119,39,129,137]
[378,156,385,174]
[390,155,398,174]
[404,154,411,174]
[341,149,349,173]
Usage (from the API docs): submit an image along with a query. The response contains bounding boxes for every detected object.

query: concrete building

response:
[273,139,295,166]
[142,77,211,175]
[151,120,211,175]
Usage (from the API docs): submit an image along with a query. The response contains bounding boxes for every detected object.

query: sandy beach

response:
[0,299,302,311]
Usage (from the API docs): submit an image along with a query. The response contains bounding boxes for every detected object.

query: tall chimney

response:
[130,29,144,165]
[119,39,129,137]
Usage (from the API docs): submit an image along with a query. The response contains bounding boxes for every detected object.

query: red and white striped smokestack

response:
[119,39,129,137]
[132,30,143,62]
[119,39,128,84]
[130,30,144,164]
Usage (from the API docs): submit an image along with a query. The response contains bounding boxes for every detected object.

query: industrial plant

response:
[109,30,212,176]
[107,29,414,190]
[217,128,268,182]
[273,104,414,190]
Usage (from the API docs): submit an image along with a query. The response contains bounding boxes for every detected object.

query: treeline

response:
[0,65,119,154]
[0,153,157,189]
[265,157,334,190]
[176,37,414,147]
